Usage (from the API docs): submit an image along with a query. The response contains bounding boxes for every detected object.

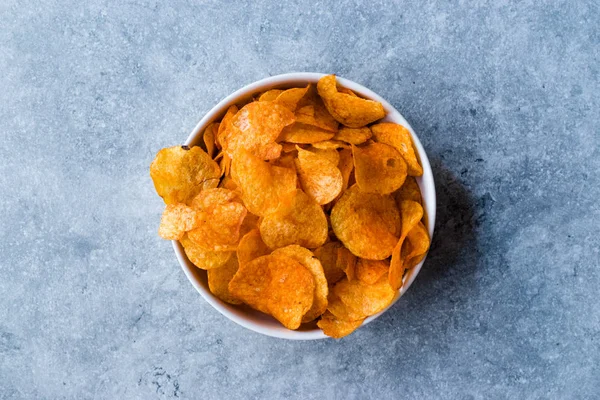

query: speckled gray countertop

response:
[1,1,599,399]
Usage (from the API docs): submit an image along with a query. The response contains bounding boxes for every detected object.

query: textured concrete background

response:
[1,0,599,399]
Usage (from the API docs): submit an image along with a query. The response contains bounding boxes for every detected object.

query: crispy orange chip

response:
[278,123,335,143]
[260,189,328,249]
[326,291,366,321]
[208,254,242,305]
[336,148,354,198]
[314,242,346,285]
[318,311,364,339]
[258,89,283,102]
[352,142,407,194]
[295,87,339,132]
[311,140,351,150]
[229,254,315,330]
[216,105,238,150]
[333,126,372,145]
[371,122,423,176]
[389,200,424,290]
[203,122,219,159]
[356,259,389,285]
[317,75,385,128]
[333,275,396,318]
[295,147,343,205]
[158,203,200,240]
[338,88,358,96]
[150,146,221,204]
[394,176,422,205]
[337,246,357,281]
[272,245,328,322]
[331,185,400,260]
[306,147,340,166]
[239,212,261,237]
[231,149,297,216]
[180,234,233,270]
[275,85,310,111]
[236,229,270,266]
[403,221,430,269]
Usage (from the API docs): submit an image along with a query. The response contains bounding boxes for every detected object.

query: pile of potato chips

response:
[150,75,430,338]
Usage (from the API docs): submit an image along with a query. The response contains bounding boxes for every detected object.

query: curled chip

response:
[333,275,396,318]
[275,85,310,111]
[260,189,328,250]
[295,87,339,132]
[237,229,270,266]
[278,123,335,144]
[333,126,372,145]
[311,140,351,150]
[314,242,346,285]
[203,122,218,159]
[258,89,283,102]
[187,188,247,251]
[158,204,200,240]
[394,176,422,205]
[281,142,299,153]
[222,101,294,160]
[295,147,343,205]
[371,122,423,176]
[217,105,238,150]
[331,185,400,260]
[219,154,231,177]
[389,200,423,290]
[150,146,221,204]
[336,148,354,197]
[272,245,328,322]
[231,149,297,216]
[337,246,357,281]
[352,142,407,194]
[180,234,233,270]
[403,221,430,269]
[326,291,366,321]
[208,254,242,305]
[317,311,364,339]
[356,259,389,285]
[306,147,340,166]
[317,75,386,128]
[228,254,315,330]
[338,88,358,96]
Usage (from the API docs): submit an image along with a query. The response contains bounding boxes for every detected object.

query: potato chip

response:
[314,242,346,285]
[336,148,354,197]
[231,149,297,216]
[219,154,231,177]
[216,105,238,150]
[295,148,343,205]
[306,147,340,166]
[295,87,339,132]
[180,234,233,270]
[281,142,299,153]
[389,200,424,290]
[317,75,385,128]
[239,212,261,237]
[236,229,270,266]
[187,188,247,251]
[260,189,328,249]
[371,122,423,176]
[270,151,297,171]
[338,88,358,96]
[403,221,430,269]
[352,142,407,194]
[333,275,396,318]
[331,185,400,260]
[394,176,422,205]
[150,146,221,204]
[278,123,335,143]
[326,291,365,321]
[229,254,315,330]
[272,245,328,322]
[222,101,294,160]
[203,122,219,158]
[337,246,357,281]
[218,174,238,191]
[356,259,389,285]
[333,126,372,145]
[275,85,310,111]
[207,254,242,305]
[317,311,364,339]
[311,140,351,150]
[158,203,200,240]
[258,89,283,102]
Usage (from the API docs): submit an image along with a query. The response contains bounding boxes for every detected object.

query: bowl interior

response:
[173,73,436,340]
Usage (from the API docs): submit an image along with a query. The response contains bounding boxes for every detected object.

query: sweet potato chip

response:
[236,229,270,266]
[231,149,297,216]
[331,185,400,260]
[216,105,238,150]
[275,85,310,111]
[278,123,335,143]
[229,254,315,330]
[258,89,283,102]
[207,254,242,305]
[260,189,328,249]
[295,148,343,205]
[356,259,389,285]
[352,142,407,194]
[318,311,364,339]
[295,87,339,132]
[180,234,233,270]
[311,140,351,150]
[337,246,357,281]
[272,245,328,322]
[203,122,219,158]
[317,75,385,128]
[371,122,423,176]
[333,275,396,318]
[314,242,346,285]
[394,176,422,205]
[389,200,424,290]
[403,221,430,269]
[333,126,372,145]
[150,146,221,204]
[158,203,200,240]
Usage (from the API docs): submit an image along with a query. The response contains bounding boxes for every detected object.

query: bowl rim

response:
[172,72,436,340]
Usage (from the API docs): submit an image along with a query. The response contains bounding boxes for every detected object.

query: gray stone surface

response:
[1,0,598,398]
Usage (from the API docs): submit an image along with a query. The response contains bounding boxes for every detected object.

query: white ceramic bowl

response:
[173,73,436,340]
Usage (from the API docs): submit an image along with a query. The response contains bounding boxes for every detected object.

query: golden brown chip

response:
[333,275,396,318]
[222,101,294,160]
[356,259,390,285]
[326,291,366,321]
[403,221,430,269]
[318,311,364,339]
[314,242,346,285]
[336,148,354,197]
[158,203,200,240]
[371,122,423,176]
[394,176,422,205]
[219,154,231,177]
[258,89,284,102]
[260,189,328,249]
[278,123,335,143]
[180,234,233,270]
[295,87,339,132]
[275,85,310,111]
[207,254,242,305]
[317,75,385,128]
[187,188,247,251]
[217,105,238,150]
[239,212,261,237]
[218,175,238,191]
[231,149,297,216]
[311,140,351,150]
[352,142,407,194]
[389,200,424,290]
[150,146,221,204]
[331,185,400,260]
[236,229,270,266]
[281,142,299,153]
[333,126,372,145]
[272,245,328,322]
[337,246,357,281]
[229,254,315,330]
[306,147,340,166]
[295,147,343,205]
[338,88,358,96]
[203,122,219,159]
